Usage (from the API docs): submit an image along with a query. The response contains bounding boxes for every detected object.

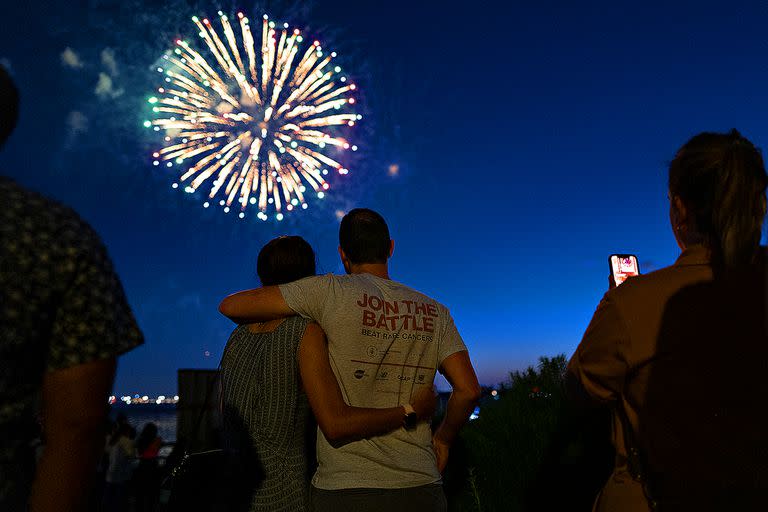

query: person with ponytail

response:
[566,130,768,511]
[668,130,767,271]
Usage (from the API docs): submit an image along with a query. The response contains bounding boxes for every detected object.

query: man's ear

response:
[338,246,351,273]
[388,239,395,258]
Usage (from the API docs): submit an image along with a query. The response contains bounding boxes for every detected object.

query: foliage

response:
[442,355,612,512]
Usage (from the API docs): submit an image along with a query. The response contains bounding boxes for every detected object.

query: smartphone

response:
[609,254,639,287]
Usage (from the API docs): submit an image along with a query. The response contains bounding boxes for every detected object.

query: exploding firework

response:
[145,11,360,220]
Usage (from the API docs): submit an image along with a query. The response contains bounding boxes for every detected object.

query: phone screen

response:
[610,255,639,286]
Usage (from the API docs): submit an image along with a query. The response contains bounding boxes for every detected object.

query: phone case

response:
[609,254,640,279]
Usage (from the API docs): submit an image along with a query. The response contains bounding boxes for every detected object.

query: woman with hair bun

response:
[567,130,768,511]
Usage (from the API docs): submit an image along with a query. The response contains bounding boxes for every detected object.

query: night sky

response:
[2,1,767,395]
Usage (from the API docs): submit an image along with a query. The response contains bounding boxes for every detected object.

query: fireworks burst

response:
[145,11,360,220]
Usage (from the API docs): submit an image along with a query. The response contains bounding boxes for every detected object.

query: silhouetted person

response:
[0,65,144,511]
[103,422,136,512]
[133,422,163,512]
[567,130,768,511]
[136,422,162,460]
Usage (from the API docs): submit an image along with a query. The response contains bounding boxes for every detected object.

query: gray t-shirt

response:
[279,273,467,490]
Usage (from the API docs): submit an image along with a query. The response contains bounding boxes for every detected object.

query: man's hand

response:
[432,351,480,474]
[432,435,451,474]
[411,385,437,420]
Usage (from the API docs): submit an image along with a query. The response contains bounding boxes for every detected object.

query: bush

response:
[442,355,613,512]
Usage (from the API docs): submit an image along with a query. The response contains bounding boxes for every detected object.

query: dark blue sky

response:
[2,1,767,394]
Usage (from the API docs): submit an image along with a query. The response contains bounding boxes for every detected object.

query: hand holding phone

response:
[609,254,639,288]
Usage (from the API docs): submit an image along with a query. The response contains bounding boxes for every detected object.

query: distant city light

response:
[110,394,180,405]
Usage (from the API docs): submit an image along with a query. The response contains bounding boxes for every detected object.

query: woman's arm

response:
[565,296,629,407]
[298,323,435,446]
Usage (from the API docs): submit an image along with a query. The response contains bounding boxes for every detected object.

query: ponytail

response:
[669,130,767,270]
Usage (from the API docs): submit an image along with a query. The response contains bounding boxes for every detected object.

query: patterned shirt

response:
[219,317,314,511]
[0,177,144,508]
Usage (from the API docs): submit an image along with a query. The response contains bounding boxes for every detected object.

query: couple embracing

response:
[218,208,481,512]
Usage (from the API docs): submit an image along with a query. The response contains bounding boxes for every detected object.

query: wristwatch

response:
[403,404,418,430]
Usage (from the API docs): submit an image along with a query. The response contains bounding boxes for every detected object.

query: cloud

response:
[100,48,118,76]
[66,111,89,139]
[61,47,84,69]
[94,72,124,99]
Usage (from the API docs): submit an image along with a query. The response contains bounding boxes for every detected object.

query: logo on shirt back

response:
[357,293,438,334]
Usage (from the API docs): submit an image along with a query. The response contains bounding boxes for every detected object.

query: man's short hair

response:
[339,208,391,264]
[0,65,19,148]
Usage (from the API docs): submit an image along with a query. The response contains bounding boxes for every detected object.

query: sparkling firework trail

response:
[146,11,360,220]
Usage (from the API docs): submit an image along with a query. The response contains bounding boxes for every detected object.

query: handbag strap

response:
[163,372,221,486]
[615,403,659,510]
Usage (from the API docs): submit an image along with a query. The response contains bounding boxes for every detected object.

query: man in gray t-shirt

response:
[220,208,480,511]
[279,272,467,491]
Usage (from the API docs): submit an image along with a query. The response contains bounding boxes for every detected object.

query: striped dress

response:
[219,317,314,511]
